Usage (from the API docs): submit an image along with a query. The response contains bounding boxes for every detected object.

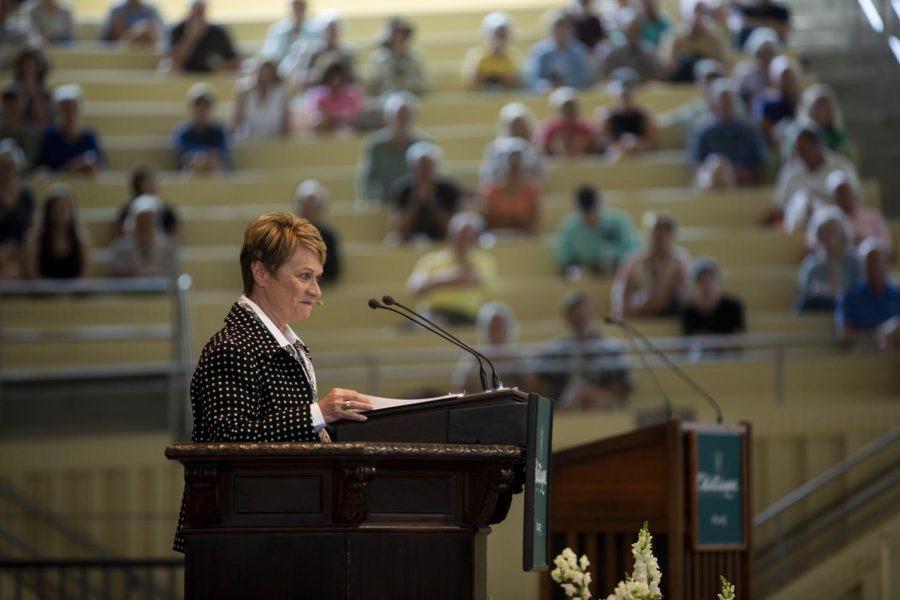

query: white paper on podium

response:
[360,393,463,411]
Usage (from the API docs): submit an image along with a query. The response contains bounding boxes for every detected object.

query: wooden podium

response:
[541,420,751,600]
[167,390,552,600]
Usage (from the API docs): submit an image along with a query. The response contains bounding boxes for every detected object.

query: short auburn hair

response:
[240,212,326,295]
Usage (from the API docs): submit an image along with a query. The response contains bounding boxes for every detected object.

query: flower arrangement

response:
[717,576,735,600]
[550,547,592,600]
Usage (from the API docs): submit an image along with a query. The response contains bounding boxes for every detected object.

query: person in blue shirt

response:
[101,0,164,45]
[36,84,105,175]
[172,83,232,174]
[689,78,767,189]
[836,239,900,348]
[523,11,591,92]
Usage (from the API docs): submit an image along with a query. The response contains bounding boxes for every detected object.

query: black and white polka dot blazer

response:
[173,301,319,552]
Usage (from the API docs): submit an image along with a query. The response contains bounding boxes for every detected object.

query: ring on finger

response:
[343,401,350,410]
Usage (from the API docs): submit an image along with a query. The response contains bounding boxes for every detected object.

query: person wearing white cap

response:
[462,12,522,91]
[479,136,541,234]
[167,0,239,73]
[109,194,180,278]
[389,141,461,243]
[732,27,779,110]
[173,82,231,173]
[536,87,596,157]
[753,54,801,144]
[35,84,105,175]
[478,102,541,189]
[294,179,341,284]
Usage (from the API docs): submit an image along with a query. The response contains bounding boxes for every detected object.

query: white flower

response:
[551,547,592,599]
[717,576,736,600]
[580,555,591,570]
[630,522,662,598]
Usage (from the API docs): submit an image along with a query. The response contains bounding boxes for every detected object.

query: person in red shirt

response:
[536,87,597,157]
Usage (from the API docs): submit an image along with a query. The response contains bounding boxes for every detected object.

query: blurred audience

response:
[166,0,239,73]
[452,302,535,392]
[368,17,428,97]
[671,58,725,134]
[733,0,791,47]
[389,141,461,243]
[536,87,596,157]
[795,206,860,313]
[536,291,632,410]
[777,124,858,231]
[173,83,231,174]
[836,239,899,349]
[555,184,639,278]
[479,102,541,189]
[22,184,89,279]
[0,139,33,278]
[101,0,163,45]
[479,137,541,234]
[753,55,801,144]
[599,12,661,82]
[358,91,424,204]
[406,211,497,325]
[109,195,180,278]
[829,171,893,253]
[0,83,41,169]
[567,0,607,52]
[231,55,290,140]
[0,3,32,69]
[281,11,355,91]
[24,0,74,45]
[689,79,766,189]
[783,84,852,158]
[462,11,522,91]
[303,60,365,134]
[658,0,727,82]
[262,0,317,66]
[733,27,779,110]
[637,0,673,49]
[611,210,690,318]
[681,257,745,336]
[523,10,591,91]
[13,47,52,126]
[596,68,658,157]
[36,84,105,175]
[114,164,178,240]
[294,179,340,284]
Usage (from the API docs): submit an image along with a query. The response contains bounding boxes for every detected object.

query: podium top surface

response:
[165,441,525,461]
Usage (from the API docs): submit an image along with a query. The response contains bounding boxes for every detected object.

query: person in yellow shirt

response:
[462,12,522,90]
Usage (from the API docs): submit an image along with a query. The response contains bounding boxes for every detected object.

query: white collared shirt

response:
[239,295,326,430]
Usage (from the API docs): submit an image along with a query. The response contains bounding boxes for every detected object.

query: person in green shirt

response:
[555,185,640,278]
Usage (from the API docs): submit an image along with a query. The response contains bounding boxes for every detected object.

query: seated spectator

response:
[777,124,859,229]
[795,206,860,312]
[480,137,541,234]
[367,17,428,97]
[304,60,365,134]
[555,184,639,277]
[406,211,497,325]
[36,85,105,175]
[611,210,691,318]
[389,142,461,243]
[281,10,355,91]
[452,302,536,392]
[733,27,779,110]
[13,47,53,126]
[829,171,893,253]
[358,91,424,204]
[536,87,597,157]
[101,0,163,45]
[523,10,591,91]
[294,179,340,284]
[596,68,658,157]
[637,0,673,49]
[0,83,41,169]
[783,84,852,158]
[262,0,317,66]
[232,55,289,140]
[535,291,632,410]
[599,12,661,82]
[479,102,541,189]
[567,0,607,52]
[462,11,522,91]
[173,83,231,174]
[753,55,801,144]
[734,0,791,47]
[836,239,900,348]
[114,164,178,240]
[25,0,74,45]
[22,184,90,279]
[0,139,33,278]
[0,4,32,70]
[658,0,727,82]
[682,257,745,336]
[689,79,766,189]
[109,195,179,278]
[166,0,239,73]
[670,58,725,135]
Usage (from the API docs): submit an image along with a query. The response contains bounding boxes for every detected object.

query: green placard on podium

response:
[524,394,553,571]
[689,427,748,550]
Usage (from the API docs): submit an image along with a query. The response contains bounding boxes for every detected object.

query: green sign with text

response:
[524,394,553,571]
[694,430,745,549]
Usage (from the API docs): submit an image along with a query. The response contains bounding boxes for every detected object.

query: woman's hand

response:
[317,388,374,423]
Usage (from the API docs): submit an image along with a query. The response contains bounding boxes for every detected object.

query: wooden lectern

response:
[167,390,552,600]
[541,420,751,600]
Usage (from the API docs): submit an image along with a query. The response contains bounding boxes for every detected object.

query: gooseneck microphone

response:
[367,298,493,392]
[605,316,724,424]
[382,295,502,390]
[606,316,673,421]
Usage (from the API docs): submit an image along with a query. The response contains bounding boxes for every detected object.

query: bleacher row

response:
[2,0,898,412]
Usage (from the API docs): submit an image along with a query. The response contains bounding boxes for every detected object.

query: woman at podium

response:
[173,212,372,552]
